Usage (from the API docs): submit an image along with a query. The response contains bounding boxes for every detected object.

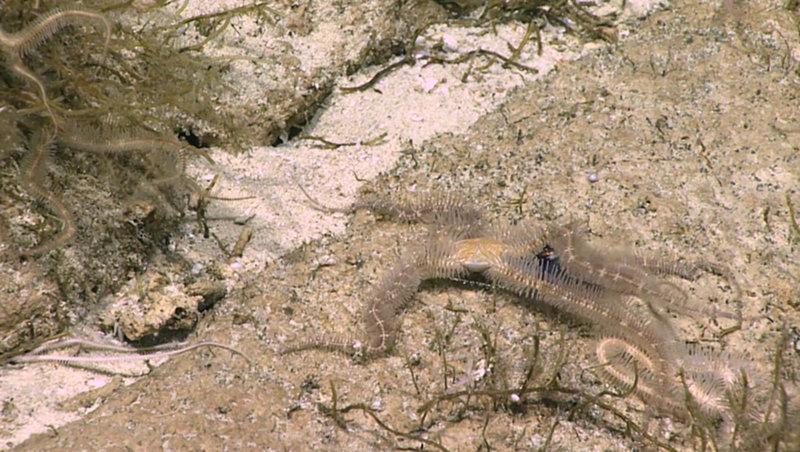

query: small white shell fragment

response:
[191,262,204,274]
[420,76,437,93]
[441,33,459,52]
[87,378,107,389]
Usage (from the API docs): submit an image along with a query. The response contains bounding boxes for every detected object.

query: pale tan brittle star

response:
[284,188,753,421]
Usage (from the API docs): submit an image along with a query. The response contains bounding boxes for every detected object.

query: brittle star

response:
[284,187,746,419]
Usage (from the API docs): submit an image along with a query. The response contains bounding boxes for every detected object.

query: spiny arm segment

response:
[0,7,111,57]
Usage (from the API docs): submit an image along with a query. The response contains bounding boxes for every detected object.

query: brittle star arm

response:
[0,7,111,129]
[282,232,472,358]
[296,183,487,234]
[6,337,252,370]
[546,223,742,324]
[285,189,501,357]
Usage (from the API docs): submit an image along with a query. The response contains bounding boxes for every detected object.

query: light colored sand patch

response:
[177,18,595,276]
[0,363,137,448]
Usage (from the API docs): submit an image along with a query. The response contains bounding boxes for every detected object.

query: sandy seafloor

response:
[2,0,800,450]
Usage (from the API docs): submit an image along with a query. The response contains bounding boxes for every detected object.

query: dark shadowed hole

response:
[177,128,210,148]
[270,125,304,146]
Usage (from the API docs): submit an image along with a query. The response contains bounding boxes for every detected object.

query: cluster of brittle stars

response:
[284,187,792,431]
